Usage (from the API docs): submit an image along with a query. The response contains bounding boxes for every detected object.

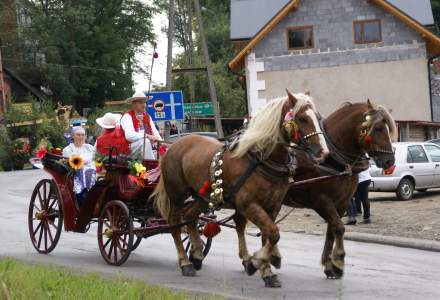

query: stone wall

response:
[253,0,427,72]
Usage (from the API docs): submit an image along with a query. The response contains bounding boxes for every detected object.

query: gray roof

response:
[230,0,290,40]
[387,0,434,25]
[230,0,435,40]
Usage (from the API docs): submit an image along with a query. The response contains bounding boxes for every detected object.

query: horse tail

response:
[151,175,170,220]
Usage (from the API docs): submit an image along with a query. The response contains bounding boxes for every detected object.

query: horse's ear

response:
[367,99,374,109]
[286,89,298,106]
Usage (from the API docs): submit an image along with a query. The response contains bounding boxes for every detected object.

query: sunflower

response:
[95,158,103,168]
[69,155,84,171]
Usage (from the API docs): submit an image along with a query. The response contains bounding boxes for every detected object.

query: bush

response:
[0,98,68,170]
[0,127,13,171]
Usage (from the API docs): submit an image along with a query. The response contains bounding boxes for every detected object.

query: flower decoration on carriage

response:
[133,162,146,176]
[69,154,85,171]
[128,161,149,181]
[34,138,57,159]
[95,157,103,168]
[36,147,48,159]
[94,157,104,173]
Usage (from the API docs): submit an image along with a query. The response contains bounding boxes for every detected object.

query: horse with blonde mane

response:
[234,99,396,281]
[152,90,328,287]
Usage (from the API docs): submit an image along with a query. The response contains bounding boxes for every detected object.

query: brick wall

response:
[253,0,427,72]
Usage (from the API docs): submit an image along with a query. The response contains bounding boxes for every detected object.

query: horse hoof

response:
[332,264,344,279]
[181,264,196,277]
[324,266,343,280]
[325,268,337,279]
[242,260,249,273]
[189,254,203,271]
[270,256,281,269]
[263,275,282,288]
[244,260,258,276]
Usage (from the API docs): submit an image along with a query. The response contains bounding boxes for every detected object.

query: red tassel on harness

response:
[364,135,373,145]
[159,144,167,156]
[203,222,221,238]
[294,131,301,142]
[198,181,210,197]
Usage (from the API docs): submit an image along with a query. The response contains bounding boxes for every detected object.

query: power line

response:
[2,58,123,73]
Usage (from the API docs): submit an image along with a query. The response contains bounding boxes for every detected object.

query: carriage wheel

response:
[28,179,63,254]
[183,220,213,258]
[131,236,143,252]
[97,200,133,266]
[130,221,145,252]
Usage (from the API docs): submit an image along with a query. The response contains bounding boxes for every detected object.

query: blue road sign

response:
[145,91,184,121]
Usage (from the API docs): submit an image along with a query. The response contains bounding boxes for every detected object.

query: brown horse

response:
[234,100,396,281]
[152,91,328,287]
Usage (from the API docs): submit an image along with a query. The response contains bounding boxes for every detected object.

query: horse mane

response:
[232,93,315,159]
[377,105,398,142]
[361,101,398,142]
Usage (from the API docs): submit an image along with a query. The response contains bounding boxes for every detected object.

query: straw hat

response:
[96,112,122,129]
[125,91,153,104]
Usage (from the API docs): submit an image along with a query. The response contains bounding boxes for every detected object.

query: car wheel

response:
[416,189,428,193]
[396,178,414,200]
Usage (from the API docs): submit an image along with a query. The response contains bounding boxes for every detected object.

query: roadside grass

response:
[0,258,220,300]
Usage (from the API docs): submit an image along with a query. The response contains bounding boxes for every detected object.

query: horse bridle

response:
[319,119,369,170]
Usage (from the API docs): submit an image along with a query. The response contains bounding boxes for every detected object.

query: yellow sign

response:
[11,102,33,114]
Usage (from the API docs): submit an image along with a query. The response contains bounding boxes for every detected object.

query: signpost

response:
[184,102,214,116]
[145,91,184,122]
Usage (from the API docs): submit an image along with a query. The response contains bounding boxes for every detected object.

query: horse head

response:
[232,89,328,161]
[283,90,329,162]
[358,100,397,169]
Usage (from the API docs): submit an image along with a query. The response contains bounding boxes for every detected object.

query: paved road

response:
[1,170,440,300]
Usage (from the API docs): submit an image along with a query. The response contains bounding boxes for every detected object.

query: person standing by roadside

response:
[346,169,372,225]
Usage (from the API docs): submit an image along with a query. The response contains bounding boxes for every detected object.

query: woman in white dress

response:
[62,126,96,206]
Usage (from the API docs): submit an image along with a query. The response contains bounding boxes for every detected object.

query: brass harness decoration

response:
[208,148,226,209]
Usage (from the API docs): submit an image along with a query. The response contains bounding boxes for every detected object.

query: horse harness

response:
[192,139,297,211]
[318,119,369,174]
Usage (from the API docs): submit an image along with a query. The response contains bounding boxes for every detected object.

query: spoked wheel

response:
[183,220,213,258]
[28,179,63,254]
[97,200,133,266]
[130,221,145,252]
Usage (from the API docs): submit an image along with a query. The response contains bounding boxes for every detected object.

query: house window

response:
[354,19,382,44]
[286,26,314,50]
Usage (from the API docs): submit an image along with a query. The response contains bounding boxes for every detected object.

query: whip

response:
[142,43,158,159]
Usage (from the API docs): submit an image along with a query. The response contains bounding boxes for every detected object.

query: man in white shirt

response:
[120,91,163,160]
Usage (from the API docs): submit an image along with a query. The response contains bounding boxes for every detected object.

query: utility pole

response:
[186,0,197,131]
[166,0,175,90]
[193,0,224,137]
[0,47,6,115]
[165,0,175,140]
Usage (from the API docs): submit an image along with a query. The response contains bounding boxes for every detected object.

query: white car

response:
[369,142,440,200]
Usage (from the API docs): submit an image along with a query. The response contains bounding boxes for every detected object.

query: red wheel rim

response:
[28,179,63,254]
[98,201,133,266]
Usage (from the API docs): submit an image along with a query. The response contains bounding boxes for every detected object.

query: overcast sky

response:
[133,1,183,92]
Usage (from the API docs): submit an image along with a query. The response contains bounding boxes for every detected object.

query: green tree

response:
[16,0,156,110]
[433,0,440,24]
[155,0,246,118]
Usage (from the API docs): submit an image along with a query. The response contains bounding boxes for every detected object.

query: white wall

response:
[255,58,431,121]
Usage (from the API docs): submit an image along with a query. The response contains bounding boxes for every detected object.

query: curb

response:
[344,232,440,252]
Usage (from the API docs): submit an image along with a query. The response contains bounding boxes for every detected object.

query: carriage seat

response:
[116,160,160,201]
[117,174,146,201]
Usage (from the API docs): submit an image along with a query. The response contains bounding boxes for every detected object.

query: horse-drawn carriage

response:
[27,91,397,288]
[28,151,216,266]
